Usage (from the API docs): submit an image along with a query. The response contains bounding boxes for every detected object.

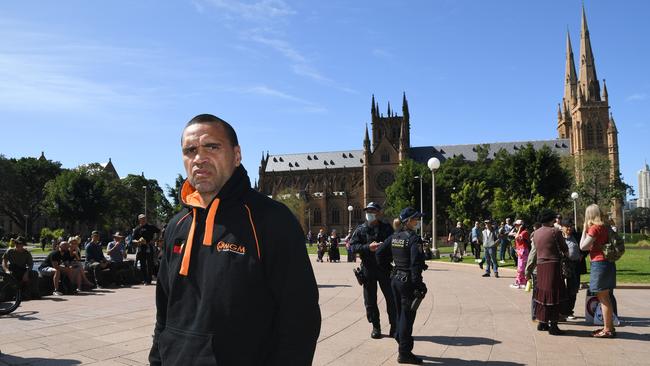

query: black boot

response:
[389,325,397,339]
[537,322,549,331]
[548,322,565,335]
[371,323,382,339]
[398,352,423,364]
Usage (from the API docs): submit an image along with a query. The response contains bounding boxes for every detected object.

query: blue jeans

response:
[499,239,509,261]
[483,246,498,274]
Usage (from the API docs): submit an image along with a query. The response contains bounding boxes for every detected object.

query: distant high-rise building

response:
[638,161,650,208]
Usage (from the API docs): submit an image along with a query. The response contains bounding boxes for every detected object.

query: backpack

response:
[603,226,625,262]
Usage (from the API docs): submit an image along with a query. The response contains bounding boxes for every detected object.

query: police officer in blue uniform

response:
[377,207,427,365]
[350,202,396,339]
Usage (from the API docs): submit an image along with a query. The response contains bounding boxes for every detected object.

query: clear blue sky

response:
[1,1,648,199]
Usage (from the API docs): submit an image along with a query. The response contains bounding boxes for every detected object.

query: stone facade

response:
[258,6,622,233]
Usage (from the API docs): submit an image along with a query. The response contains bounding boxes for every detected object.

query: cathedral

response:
[258,7,621,234]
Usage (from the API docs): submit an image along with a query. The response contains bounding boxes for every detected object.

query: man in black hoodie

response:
[149,114,321,365]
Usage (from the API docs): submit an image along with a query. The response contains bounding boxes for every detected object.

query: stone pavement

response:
[1,257,649,365]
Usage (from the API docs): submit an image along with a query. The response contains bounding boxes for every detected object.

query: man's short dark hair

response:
[183,114,239,147]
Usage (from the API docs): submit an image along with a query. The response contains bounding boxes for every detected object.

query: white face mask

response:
[414,221,422,230]
[365,213,376,222]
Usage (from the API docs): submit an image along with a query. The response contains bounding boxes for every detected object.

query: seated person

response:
[2,236,39,299]
[84,230,111,288]
[68,235,94,288]
[107,232,131,285]
[39,241,81,296]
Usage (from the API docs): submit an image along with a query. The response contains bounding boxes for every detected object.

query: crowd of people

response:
[447,204,621,338]
[1,214,163,299]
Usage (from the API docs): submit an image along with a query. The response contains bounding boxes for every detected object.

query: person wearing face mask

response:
[377,207,427,364]
[350,202,396,339]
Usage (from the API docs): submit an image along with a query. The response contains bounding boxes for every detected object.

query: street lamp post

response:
[143,185,148,218]
[571,192,579,230]
[427,157,441,259]
[414,175,423,236]
[23,214,28,239]
[347,205,354,233]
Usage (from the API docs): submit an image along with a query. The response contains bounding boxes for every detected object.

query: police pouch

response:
[411,289,426,311]
[353,267,366,286]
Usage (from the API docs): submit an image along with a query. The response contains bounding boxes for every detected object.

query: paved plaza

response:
[1,257,649,365]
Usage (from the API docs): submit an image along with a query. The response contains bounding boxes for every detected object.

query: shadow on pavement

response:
[570,329,650,341]
[619,316,650,327]
[0,310,39,321]
[420,356,524,365]
[0,354,81,365]
[318,284,352,288]
[414,335,501,346]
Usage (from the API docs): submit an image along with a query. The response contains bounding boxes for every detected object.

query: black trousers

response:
[362,267,396,328]
[391,278,416,355]
[136,252,153,284]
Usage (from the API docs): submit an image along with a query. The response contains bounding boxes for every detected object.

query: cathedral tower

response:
[559,6,622,226]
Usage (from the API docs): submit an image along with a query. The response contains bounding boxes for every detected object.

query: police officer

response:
[350,202,396,339]
[377,207,427,365]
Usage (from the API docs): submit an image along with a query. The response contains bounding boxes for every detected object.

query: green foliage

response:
[40,227,66,241]
[274,189,306,227]
[385,143,573,230]
[629,207,650,233]
[384,159,430,218]
[573,152,630,210]
[166,174,185,213]
[0,155,62,233]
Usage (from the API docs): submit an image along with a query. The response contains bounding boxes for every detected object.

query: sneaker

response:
[567,315,577,320]
[482,273,490,277]
[478,261,484,270]
[495,273,499,278]
[499,260,506,264]
[370,327,382,339]
[52,291,63,296]
[474,259,481,263]
[509,284,521,289]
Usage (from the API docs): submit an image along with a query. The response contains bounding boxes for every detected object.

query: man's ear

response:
[234,145,242,166]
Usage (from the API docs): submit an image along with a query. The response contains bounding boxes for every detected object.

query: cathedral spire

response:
[364,123,370,151]
[402,92,409,120]
[564,29,578,109]
[578,5,600,101]
[387,101,392,116]
[371,94,376,117]
[602,79,608,102]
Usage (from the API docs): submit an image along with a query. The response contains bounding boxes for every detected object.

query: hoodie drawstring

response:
[179,208,197,276]
[179,199,221,276]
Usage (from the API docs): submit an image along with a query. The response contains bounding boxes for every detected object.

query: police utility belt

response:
[391,269,411,282]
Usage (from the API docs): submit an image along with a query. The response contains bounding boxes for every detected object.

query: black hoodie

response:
[149,165,321,365]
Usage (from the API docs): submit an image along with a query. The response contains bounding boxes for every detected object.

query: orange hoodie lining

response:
[244,204,261,260]
[179,208,197,276]
[203,199,220,246]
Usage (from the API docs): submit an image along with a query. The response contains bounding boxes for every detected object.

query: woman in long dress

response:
[532,209,568,335]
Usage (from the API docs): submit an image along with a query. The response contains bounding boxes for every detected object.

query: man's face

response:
[59,243,69,252]
[92,234,99,242]
[138,217,146,226]
[182,123,241,197]
[15,243,24,251]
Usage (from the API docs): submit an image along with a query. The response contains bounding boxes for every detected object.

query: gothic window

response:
[338,178,346,192]
[585,124,594,148]
[381,149,390,163]
[331,207,340,225]
[314,208,322,224]
[595,123,604,146]
[353,208,362,222]
[392,127,399,140]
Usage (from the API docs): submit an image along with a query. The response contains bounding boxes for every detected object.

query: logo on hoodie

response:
[216,241,246,255]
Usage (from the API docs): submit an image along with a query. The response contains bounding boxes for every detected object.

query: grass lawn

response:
[429,244,650,284]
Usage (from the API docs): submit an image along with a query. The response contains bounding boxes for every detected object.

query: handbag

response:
[554,229,573,279]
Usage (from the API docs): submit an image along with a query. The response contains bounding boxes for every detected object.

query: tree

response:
[629,207,650,234]
[0,155,62,234]
[274,189,306,231]
[166,174,185,213]
[447,180,490,223]
[573,152,630,210]
[384,159,431,219]
[120,174,174,227]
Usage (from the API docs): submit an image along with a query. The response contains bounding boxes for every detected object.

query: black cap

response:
[399,207,423,222]
[14,236,26,245]
[363,202,382,211]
